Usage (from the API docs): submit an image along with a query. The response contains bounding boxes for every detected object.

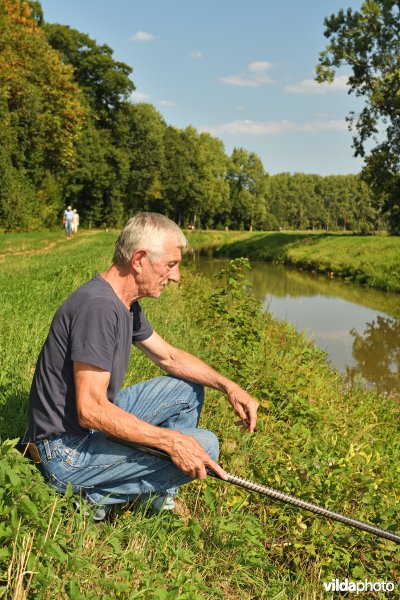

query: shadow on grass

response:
[216,231,333,261]
[0,383,29,440]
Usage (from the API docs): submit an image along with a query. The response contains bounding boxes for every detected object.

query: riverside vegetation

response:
[0,231,399,598]
[187,229,400,293]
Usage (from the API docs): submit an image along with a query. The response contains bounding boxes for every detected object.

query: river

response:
[189,256,400,395]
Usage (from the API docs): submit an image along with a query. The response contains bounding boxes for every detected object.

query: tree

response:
[316,0,400,233]
[44,23,134,124]
[191,132,231,228]
[122,103,166,216]
[43,22,137,227]
[161,126,194,224]
[0,0,85,230]
[227,148,269,230]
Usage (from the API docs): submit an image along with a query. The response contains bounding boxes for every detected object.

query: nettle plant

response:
[208,258,264,385]
[0,439,70,596]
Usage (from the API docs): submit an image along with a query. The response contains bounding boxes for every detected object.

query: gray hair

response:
[113,212,187,266]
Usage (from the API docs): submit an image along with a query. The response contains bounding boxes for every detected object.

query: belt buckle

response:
[27,442,41,464]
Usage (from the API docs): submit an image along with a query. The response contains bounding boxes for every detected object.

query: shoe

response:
[74,500,110,522]
[93,505,110,521]
[150,495,175,511]
[135,494,175,513]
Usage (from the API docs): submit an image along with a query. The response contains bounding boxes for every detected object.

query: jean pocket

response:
[53,433,91,468]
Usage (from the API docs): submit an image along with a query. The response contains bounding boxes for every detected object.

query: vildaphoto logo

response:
[322,578,395,594]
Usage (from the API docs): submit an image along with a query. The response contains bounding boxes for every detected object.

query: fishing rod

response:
[109,438,400,544]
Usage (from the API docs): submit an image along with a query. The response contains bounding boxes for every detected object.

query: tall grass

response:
[0,233,399,598]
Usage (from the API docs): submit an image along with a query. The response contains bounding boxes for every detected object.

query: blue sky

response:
[40,0,365,175]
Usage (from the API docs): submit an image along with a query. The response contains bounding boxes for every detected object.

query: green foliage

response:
[267,172,378,232]
[123,103,167,216]
[44,22,134,120]
[0,439,68,596]
[317,0,400,233]
[227,148,271,231]
[0,0,85,230]
[207,258,264,384]
[162,125,231,227]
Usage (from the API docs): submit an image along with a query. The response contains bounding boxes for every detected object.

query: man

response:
[63,205,74,239]
[24,213,258,517]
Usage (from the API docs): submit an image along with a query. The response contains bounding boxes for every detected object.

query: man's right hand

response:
[167,433,228,481]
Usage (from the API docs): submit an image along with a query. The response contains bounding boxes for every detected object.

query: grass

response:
[0,229,104,257]
[0,232,399,598]
[199,230,400,293]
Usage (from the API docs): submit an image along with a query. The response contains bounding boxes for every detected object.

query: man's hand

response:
[167,433,228,481]
[227,386,259,433]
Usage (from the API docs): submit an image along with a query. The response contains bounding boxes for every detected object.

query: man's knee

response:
[169,376,204,406]
[194,428,219,462]
[192,382,205,407]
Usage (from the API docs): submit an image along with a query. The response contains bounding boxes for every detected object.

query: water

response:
[189,256,400,394]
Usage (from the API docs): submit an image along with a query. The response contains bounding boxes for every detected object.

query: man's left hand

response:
[227,386,259,433]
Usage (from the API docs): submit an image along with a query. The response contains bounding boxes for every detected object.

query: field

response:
[0,231,399,598]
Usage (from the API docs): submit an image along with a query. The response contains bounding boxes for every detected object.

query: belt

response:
[25,442,42,464]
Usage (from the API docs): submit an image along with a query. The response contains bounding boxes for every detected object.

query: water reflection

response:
[349,316,400,393]
[188,256,400,393]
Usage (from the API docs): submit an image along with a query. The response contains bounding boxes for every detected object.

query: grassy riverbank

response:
[3,229,399,293]
[0,232,399,598]
[187,230,400,293]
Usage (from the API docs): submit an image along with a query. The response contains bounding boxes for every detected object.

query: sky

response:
[39,0,365,176]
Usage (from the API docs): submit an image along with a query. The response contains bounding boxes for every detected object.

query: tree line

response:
[0,0,397,233]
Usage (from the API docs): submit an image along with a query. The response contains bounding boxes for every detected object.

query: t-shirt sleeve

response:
[70,298,118,371]
[131,302,153,342]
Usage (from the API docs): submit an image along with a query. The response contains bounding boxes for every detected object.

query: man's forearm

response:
[136,334,259,431]
[157,347,239,395]
[79,396,185,453]
[158,348,259,432]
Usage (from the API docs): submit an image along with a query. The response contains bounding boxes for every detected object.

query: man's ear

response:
[131,249,147,272]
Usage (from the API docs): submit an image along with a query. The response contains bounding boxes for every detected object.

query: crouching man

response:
[23,213,258,517]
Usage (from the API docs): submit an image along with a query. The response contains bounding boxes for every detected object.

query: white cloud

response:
[130,31,156,42]
[130,91,150,102]
[159,100,175,107]
[201,118,348,136]
[221,61,273,88]
[248,61,272,73]
[190,51,203,60]
[285,75,349,94]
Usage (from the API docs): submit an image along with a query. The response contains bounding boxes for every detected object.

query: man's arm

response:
[73,361,227,480]
[135,331,259,432]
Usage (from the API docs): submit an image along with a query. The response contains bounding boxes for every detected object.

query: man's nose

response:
[169,266,181,283]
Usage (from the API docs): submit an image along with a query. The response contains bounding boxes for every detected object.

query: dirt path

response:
[0,231,102,258]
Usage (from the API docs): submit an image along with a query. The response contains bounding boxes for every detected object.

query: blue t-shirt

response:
[27,274,153,441]
[64,209,74,222]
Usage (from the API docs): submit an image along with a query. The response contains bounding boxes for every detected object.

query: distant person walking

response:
[63,206,74,239]
[71,209,80,236]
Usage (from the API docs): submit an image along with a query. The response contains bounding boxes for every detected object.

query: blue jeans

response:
[33,376,219,507]
[65,221,72,236]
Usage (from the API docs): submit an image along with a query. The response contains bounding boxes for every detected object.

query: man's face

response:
[139,239,182,298]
